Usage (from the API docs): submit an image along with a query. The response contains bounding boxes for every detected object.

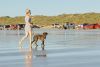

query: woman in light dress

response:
[19,8,33,48]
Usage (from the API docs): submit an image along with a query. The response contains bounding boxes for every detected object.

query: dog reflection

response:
[34,47,47,57]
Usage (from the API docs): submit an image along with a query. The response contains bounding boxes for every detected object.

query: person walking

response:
[19,8,33,49]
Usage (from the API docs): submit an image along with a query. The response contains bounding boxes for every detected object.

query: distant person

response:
[19,8,33,48]
[63,22,70,29]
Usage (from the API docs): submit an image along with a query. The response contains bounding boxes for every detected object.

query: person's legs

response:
[29,30,32,48]
[19,32,29,48]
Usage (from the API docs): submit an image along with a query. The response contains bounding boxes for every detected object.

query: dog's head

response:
[43,32,48,36]
[42,32,48,39]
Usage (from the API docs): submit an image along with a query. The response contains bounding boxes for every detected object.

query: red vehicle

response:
[83,23,100,29]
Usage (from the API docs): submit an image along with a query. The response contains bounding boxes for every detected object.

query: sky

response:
[0,0,100,17]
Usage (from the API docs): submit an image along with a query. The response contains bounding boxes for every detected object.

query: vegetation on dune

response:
[0,12,100,26]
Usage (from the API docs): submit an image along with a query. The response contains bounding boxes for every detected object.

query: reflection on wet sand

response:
[25,48,33,67]
[34,46,47,57]
[19,48,33,67]
[19,46,47,67]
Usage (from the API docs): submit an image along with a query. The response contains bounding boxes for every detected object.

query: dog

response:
[31,32,48,48]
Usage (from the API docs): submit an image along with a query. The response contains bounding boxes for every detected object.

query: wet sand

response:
[0,29,100,67]
[0,47,100,67]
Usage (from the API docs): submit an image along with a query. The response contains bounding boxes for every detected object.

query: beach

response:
[0,29,100,67]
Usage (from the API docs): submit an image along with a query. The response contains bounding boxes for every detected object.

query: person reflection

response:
[25,48,33,67]
[19,48,33,67]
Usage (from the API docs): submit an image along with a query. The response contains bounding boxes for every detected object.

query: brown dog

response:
[31,32,48,48]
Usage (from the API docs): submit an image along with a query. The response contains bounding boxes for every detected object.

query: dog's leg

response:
[31,40,35,45]
[42,40,44,45]
[41,40,45,48]
[42,46,44,50]
[34,40,38,47]
[31,40,38,47]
